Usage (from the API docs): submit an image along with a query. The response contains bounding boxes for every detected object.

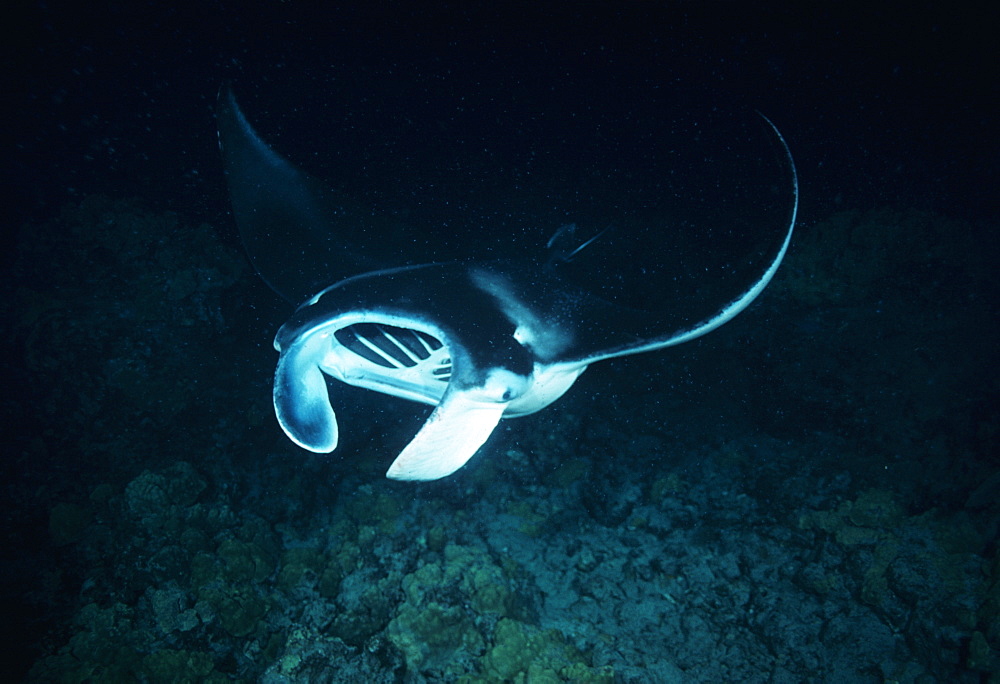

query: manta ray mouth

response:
[334,322,452,381]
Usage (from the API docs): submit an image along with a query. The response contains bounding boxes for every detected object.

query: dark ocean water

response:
[4,2,997,682]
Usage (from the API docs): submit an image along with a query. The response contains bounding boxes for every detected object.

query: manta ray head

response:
[269,263,570,481]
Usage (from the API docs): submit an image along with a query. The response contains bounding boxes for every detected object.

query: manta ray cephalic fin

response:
[386,386,509,481]
[274,331,339,453]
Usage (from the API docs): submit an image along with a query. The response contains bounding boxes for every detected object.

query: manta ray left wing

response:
[217,86,385,303]
[218,87,797,481]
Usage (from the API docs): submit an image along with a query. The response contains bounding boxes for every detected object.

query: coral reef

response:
[11,199,998,682]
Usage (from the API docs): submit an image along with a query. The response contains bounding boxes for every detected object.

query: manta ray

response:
[217,86,797,481]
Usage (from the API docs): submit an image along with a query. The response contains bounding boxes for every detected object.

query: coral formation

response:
[13,199,998,682]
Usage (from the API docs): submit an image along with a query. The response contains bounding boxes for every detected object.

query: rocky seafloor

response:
[6,197,999,682]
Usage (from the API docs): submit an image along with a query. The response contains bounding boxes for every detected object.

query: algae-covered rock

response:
[190,550,225,589]
[482,618,560,681]
[859,541,900,609]
[383,542,603,680]
[161,461,207,507]
[277,546,325,592]
[329,572,399,647]
[123,462,206,531]
[125,470,172,527]
[507,500,550,538]
[28,601,147,682]
[266,625,389,682]
[344,485,402,534]
[318,538,363,598]
[799,489,902,546]
[648,472,687,503]
[845,489,903,529]
[396,544,513,616]
[218,537,275,583]
[445,544,513,615]
[545,458,590,489]
[387,600,485,674]
[149,584,199,634]
[425,524,448,553]
[801,491,907,612]
[141,649,214,684]
[965,630,996,672]
[387,544,515,676]
[199,585,268,637]
[480,618,613,683]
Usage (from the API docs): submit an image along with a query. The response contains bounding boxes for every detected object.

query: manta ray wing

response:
[217,86,382,303]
